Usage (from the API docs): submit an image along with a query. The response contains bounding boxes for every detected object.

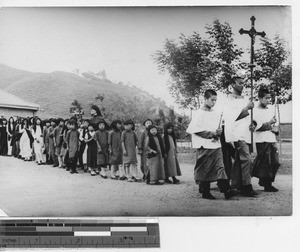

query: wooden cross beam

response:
[239,16,266,153]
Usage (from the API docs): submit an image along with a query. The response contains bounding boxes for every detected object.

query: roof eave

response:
[0,104,40,111]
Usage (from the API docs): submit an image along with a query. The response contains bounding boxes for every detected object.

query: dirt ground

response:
[0,144,292,217]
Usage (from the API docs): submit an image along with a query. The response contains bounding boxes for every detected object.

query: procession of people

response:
[187,77,280,199]
[0,76,280,200]
[0,105,182,186]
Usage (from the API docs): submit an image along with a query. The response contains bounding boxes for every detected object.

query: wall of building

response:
[0,107,37,118]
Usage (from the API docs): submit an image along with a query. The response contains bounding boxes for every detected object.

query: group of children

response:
[0,79,281,197]
[187,77,280,200]
[0,106,182,185]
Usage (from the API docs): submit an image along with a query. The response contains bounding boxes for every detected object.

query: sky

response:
[0,6,292,114]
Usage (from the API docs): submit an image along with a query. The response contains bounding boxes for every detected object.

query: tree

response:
[176,114,191,140]
[153,33,216,109]
[95,93,105,102]
[153,19,244,109]
[168,106,176,124]
[205,19,244,89]
[154,20,292,108]
[253,35,291,103]
[69,99,84,119]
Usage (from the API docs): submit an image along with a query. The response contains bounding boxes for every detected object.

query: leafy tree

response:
[153,19,244,109]
[205,20,244,89]
[69,99,84,119]
[253,35,291,103]
[154,20,291,108]
[154,33,216,109]
[176,114,191,140]
[95,93,105,102]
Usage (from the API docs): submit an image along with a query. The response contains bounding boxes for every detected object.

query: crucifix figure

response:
[239,16,266,152]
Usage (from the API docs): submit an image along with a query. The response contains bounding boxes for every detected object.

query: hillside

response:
[0,64,169,122]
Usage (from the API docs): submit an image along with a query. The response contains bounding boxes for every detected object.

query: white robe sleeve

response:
[186,110,205,134]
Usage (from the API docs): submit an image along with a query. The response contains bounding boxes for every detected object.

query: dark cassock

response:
[252,105,280,191]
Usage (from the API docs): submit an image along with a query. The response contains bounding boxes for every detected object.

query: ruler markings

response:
[0,219,159,248]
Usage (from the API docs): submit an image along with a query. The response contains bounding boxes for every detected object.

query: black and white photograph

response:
[0,5,293,219]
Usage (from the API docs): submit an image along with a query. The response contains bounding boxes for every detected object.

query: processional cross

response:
[239,16,266,152]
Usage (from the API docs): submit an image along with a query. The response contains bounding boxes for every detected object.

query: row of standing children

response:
[0,113,182,185]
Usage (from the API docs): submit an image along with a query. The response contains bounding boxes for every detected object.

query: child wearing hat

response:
[121,119,139,182]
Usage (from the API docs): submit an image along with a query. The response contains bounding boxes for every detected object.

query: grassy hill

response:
[0,64,169,122]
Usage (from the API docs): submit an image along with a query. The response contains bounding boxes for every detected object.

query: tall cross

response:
[239,16,266,152]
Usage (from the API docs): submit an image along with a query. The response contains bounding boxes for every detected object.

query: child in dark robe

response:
[14,117,22,158]
[66,119,80,174]
[163,122,181,184]
[48,119,58,166]
[121,120,139,182]
[138,119,153,180]
[0,118,8,156]
[78,119,89,172]
[252,87,280,192]
[145,125,166,185]
[85,123,98,176]
[95,119,109,179]
[52,118,65,168]
[43,120,51,164]
[109,120,125,180]
[7,117,15,156]
[60,120,69,168]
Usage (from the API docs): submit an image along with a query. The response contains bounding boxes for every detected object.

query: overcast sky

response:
[0,6,292,112]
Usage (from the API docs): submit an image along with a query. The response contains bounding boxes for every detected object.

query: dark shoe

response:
[264,186,279,192]
[119,176,127,180]
[224,189,237,199]
[100,174,108,179]
[202,192,216,200]
[172,178,180,184]
[53,165,58,167]
[165,178,173,184]
[199,184,203,193]
[154,181,163,185]
[241,184,258,197]
[70,171,79,174]
[66,168,70,171]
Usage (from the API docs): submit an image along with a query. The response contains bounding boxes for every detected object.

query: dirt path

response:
[0,156,292,217]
